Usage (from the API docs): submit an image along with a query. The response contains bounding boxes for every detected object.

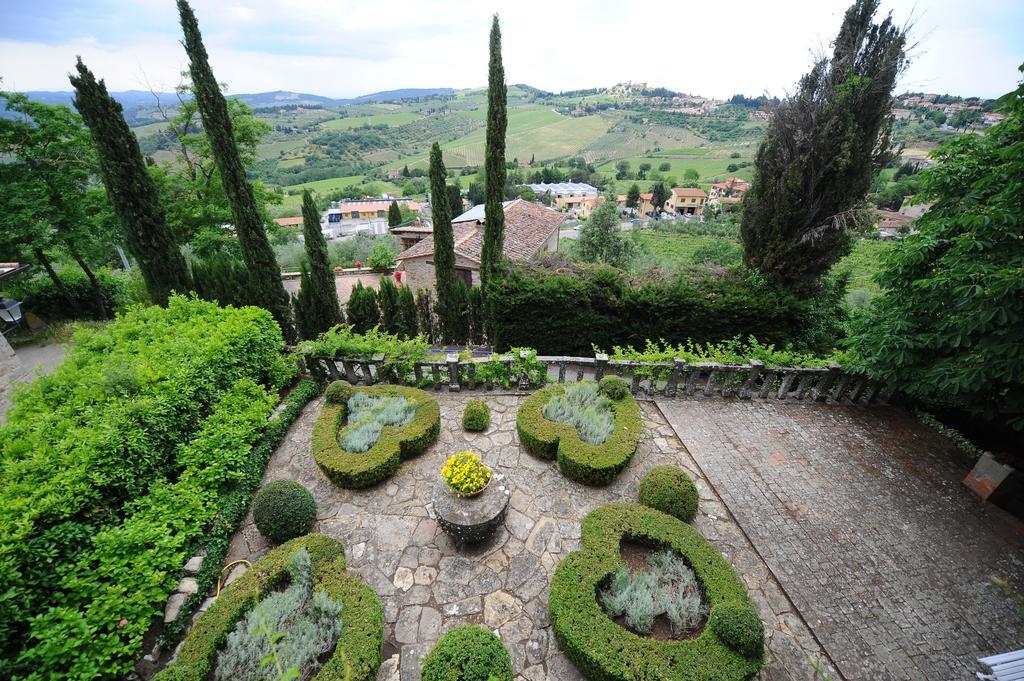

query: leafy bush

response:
[346,281,380,333]
[598,375,630,400]
[549,503,763,681]
[214,549,341,681]
[599,549,708,637]
[420,625,514,681]
[518,383,641,485]
[324,379,354,405]
[368,241,397,271]
[302,324,430,383]
[2,266,129,320]
[313,385,440,488]
[338,393,416,453]
[462,399,491,431]
[473,347,548,389]
[154,534,384,681]
[252,480,318,544]
[488,263,819,355]
[543,382,615,445]
[639,466,699,522]
[0,296,293,679]
[708,604,765,659]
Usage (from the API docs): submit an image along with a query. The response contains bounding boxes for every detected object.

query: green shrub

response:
[709,603,765,659]
[1,266,129,320]
[542,383,615,445]
[252,480,318,544]
[0,296,293,679]
[313,385,440,488]
[549,503,763,681]
[324,379,354,405]
[154,535,384,681]
[599,549,708,637]
[420,625,514,681]
[346,281,380,333]
[639,466,699,523]
[302,325,430,383]
[462,399,491,431]
[517,383,641,485]
[598,375,630,400]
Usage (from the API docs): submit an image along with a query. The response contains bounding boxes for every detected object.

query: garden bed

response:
[516,381,642,485]
[312,384,439,488]
[153,534,384,681]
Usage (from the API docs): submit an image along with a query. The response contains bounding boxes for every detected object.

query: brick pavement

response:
[657,398,1024,681]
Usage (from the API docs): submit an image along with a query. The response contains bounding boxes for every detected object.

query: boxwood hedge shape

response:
[516,383,642,485]
[153,534,384,681]
[462,399,491,432]
[252,479,317,544]
[313,385,440,488]
[325,379,354,405]
[638,466,699,523]
[549,503,764,681]
[420,624,514,681]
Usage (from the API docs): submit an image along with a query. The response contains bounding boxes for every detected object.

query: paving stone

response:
[418,606,442,640]
[395,606,421,644]
[393,566,414,591]
[484,590,522,629]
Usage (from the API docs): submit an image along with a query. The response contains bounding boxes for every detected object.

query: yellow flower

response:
[440,450,492,497]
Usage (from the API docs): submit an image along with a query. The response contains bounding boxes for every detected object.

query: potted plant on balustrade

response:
[432,450,510,544]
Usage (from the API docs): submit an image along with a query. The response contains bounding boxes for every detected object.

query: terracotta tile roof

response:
[671,187,708,198]
[396,199,564,264]
[640,193,653,200]
[273,216,304,227]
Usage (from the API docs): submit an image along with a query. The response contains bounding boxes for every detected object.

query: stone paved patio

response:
[222,393,836,681]
[658,399,1024,681]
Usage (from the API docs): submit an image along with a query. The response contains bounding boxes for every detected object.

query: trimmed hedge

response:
[488,263,813,354]
[517,383,642,485]
[549,503,764,681]
[153,534,384,681]
[462,399,491,432]
[312,385,440,488]
[420,625,514,681]
[325,379,354,405]
[639,466,699,523]
[598,375,630,400]
[252,479,318,544]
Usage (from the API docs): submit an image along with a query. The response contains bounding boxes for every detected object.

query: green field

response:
[595,153,755,195]
[257,138,307,160]
[632,231,741,265]
[319,112,422,130]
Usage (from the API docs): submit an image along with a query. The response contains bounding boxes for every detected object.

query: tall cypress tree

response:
[69,58,190,305]
[429,142,456,341]
[480,14,507,293]
[295,189,342,339]
[388,200,402,227]
[176,0,294,339]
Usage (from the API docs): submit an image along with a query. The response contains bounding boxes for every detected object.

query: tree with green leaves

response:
[447,280,470,345]
[740,0,907,294]
[447,184,463,218]
[467,285,485,345]
[850,68,1024,430]
[480,14,507,294]
[650,182,668,217]
[388,200,402,227]
[378,275,400,334]
[69,58,191,306]
[177,0,294,339]
[346,281,379,333]
[293,190,342,339]
[625,184,640,214]
[683,168,699,182]
[396,286,418,338]
[429,142,457,340]
[416,288,435,343]
[574,201,638,269]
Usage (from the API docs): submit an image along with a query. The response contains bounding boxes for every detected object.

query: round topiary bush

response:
[462,399,491,432]
[639,465,700,522]
[598,374,630,400]
[420,625,513,681]
[252,479,317,544]
[324,379,353,405]
[709,603,765,658]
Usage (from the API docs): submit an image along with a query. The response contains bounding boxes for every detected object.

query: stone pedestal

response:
[432,472,510,544]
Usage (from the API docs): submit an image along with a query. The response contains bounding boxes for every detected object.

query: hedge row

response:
[549,503,763,681]
[312,385,440,488]
[0,297,294,679]
[517,384,642,485]
[420,625,513,681]
[153,534,384,681]
[488,263,815,355]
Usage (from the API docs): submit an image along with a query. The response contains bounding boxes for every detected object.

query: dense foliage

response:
[599,549,708,637]
[549,503,763,680]
[252,479,318,544]
[1,267,130,320]
[462,399,491,432]
[0,297,293,678]
[420,625,514,681]
[849,70,1024,429]
[481,14,507,294]
[154,534,383,681]
[573,201,639,270]
[346,281,380,333]
[488,263,820,355]
[324,379,354,406]
[294,190,343,339]
[708,604,766,659]
[638,466,700,523]
[430,142,457,340]
[741,0,907,293]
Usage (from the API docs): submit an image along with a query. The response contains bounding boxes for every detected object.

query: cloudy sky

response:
[0,0,1020,99]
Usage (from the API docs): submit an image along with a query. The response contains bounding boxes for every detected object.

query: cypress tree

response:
[446,184,463,218]
[295,189,342,339]
[467,285,485,345]
[378,275,400,334]
[429,142,456,340]
[388,200,402,227]
[176,0,294,339]
[480,14,507,293]
[68,58,190,305]
[416,288,435,343]
[346,281,380,333]
[396,286,418,339]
